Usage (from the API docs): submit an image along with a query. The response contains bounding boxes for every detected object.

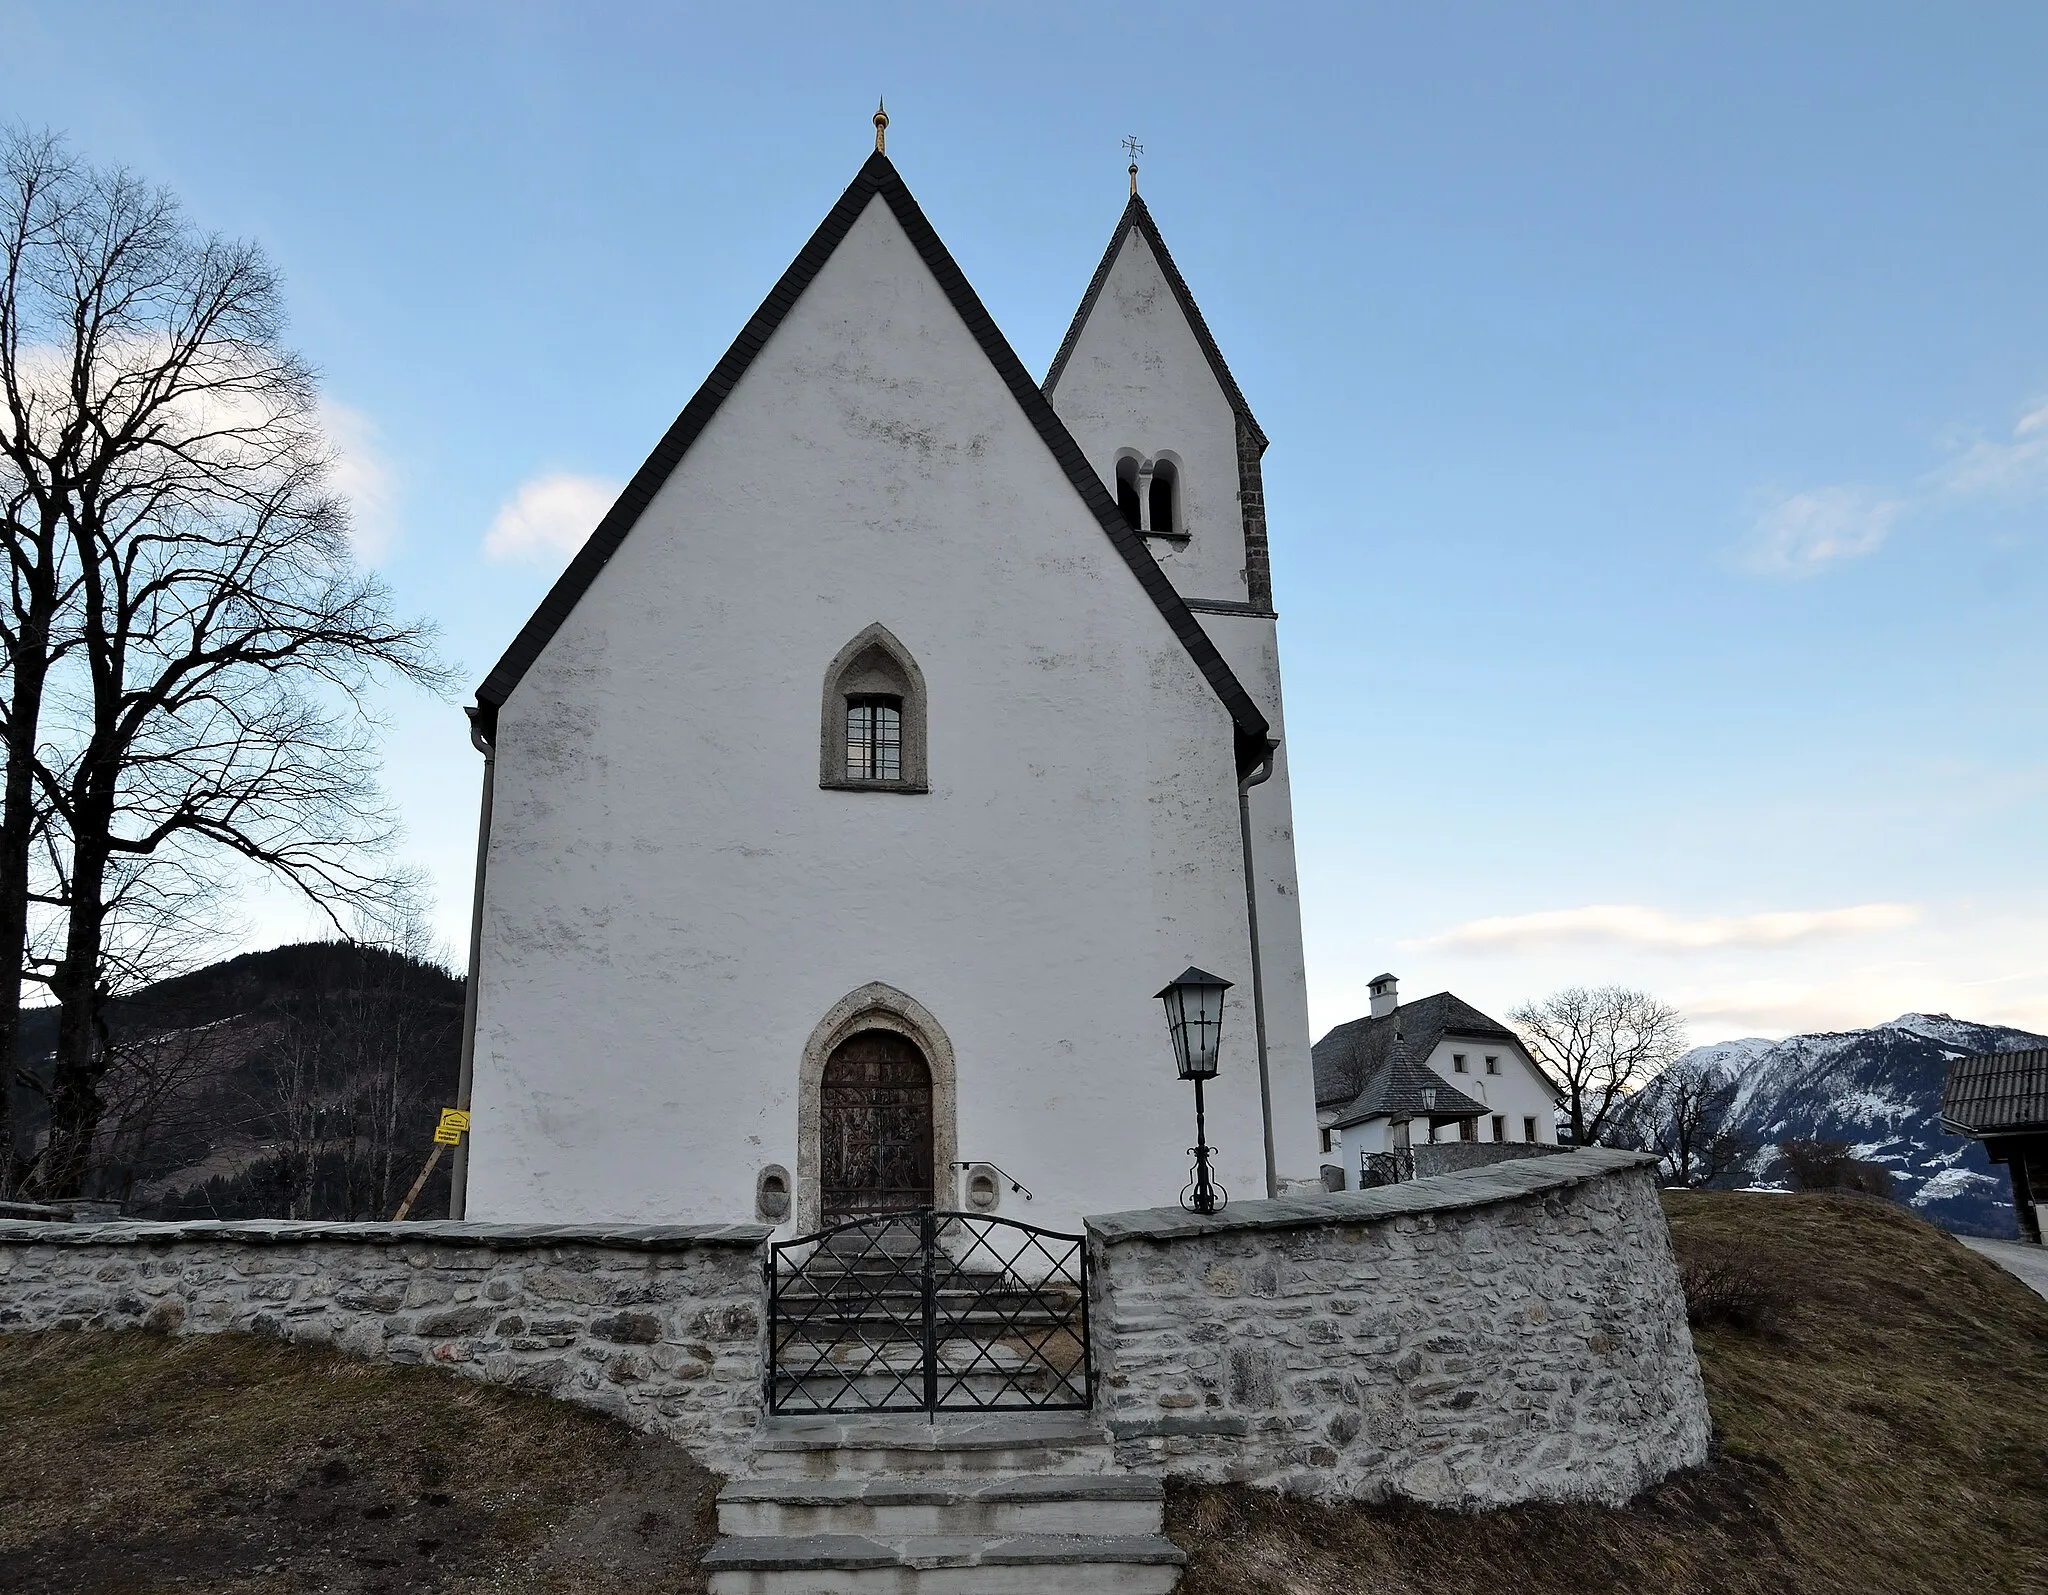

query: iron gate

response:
[765,1208,1092,1414]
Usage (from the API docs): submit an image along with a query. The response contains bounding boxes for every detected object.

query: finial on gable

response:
[1122,134,1144,196]
[874,99,889,155]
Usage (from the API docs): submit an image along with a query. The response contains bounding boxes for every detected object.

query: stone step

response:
[703,1532,1184,1595]
[748,1413,1116,1479]
[718,1473,1164,1538]
[764,1399,1091,1423]
[771,1342,1055,1376]
[770,1357,1070,1382]
[770,1304,1079,1329]
[780,1288,1080,1312]
[770,1382,1086,1410]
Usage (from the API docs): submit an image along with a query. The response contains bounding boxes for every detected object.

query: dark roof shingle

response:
[1329,1041,1488,1129]
[1313,991,1555,1111]
[1942,1048,2048,1136]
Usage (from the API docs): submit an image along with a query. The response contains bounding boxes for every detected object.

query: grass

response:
[1168,1191,2048,1595]
[3,1193,2043,1593]
[0,1333,717,1594]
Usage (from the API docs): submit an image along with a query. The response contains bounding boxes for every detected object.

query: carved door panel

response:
[821,1030,934,1222]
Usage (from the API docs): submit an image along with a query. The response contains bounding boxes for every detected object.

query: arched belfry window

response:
[1148,457,1181,540]
[821,624,928,793]
[1115,455,1143,532]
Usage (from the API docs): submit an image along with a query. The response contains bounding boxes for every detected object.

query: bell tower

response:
[1042,176,1272,618]
[1044,167,1320,1196]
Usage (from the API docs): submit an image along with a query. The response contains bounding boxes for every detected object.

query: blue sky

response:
[6,2,2046,1043]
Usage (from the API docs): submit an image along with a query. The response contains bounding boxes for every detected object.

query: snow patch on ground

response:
[1834,1089,1916,1124]
[1912,1167,2000,1206]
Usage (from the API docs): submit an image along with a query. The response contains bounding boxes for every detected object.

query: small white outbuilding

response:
[452,144,1320,1235]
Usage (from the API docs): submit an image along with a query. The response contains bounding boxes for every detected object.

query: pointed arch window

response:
[821,624,929,793]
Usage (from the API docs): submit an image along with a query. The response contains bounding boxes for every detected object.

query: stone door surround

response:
[797,983,958,1234]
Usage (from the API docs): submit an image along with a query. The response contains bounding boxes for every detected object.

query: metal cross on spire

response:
[1122,135,1144,196]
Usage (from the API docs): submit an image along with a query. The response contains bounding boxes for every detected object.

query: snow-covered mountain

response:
[1646,1014,2046,1238]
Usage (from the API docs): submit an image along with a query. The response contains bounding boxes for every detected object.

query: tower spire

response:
[874,99,889,155]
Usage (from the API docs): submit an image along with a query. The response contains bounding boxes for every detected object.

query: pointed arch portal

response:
[797,983,959,1231]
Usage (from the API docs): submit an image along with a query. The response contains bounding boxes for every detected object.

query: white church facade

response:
[452,140,1318,1236]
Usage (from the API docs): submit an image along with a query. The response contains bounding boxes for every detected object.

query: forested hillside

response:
[6,942,462,1221]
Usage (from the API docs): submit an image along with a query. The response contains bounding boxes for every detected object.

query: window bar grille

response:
[845,700,902,782]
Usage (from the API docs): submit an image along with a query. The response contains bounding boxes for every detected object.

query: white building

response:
[452,141,1319,1234]
[1313,975,1565,1184]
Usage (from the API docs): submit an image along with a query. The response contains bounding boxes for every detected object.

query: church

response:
[454,118,1319,1235]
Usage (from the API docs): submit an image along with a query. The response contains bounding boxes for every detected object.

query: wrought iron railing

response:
[765,1208,1091,1414]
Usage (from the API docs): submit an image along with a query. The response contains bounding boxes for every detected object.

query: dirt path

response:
[1961,1234,2048,1301]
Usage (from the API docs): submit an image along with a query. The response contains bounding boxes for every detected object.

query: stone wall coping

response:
[1084,1146,1659,1242]
[0,1217,772,1251]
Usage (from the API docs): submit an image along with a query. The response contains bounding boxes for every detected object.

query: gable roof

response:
[473,154,1271,776]
[1942,1047,2048,1137]
[1042,192,1267,452]
[1330,1038,1489,1130]
[1313,990,1563,1111]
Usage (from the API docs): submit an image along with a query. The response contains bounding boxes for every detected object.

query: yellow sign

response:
[434,1107,471,1146]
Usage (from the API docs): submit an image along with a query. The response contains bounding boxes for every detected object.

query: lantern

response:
[1155,967,1234,1214]
[1155,967,1232,1080]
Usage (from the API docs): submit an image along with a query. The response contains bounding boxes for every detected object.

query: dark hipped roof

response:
[1329,1040,1488,1130]
[473,154,1271,777]
[1314,990,1560,1111]
[1041,192,1267,452]
[1942,1048,2048,1137]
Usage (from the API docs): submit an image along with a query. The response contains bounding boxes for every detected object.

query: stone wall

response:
[1352,1140,1567,1189]
[0,1218,769,1471]
[1085,1147,1710,1507]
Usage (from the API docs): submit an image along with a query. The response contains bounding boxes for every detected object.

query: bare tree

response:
[0,129,444,1199]
[0,130,94,1194]
[1509,985,1688,1148]
[1614,1054,1753,1188]
[81,1018,225,1205]
[248,927,457,1220]
[1777,1138,1891,1198]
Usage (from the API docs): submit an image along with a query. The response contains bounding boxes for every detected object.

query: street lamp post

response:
[1156,967,1233,1216]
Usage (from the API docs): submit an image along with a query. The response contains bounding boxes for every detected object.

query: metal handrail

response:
[948,1159,1035,1202]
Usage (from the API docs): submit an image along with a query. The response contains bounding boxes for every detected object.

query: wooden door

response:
[821,1029,935,1222]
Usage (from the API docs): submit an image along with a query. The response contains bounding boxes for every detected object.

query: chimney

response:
[1368,972,1399,1019]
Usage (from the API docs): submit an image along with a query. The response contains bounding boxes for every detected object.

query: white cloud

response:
[483,472,620,568]
[1938,399,2048,497]
[1415,901,1920,954]
[9,345,401,565]
[319,401,399,565]
[1669,954,2048,1043]
[1742,485,1903,576]
[1744,397,2048,578]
